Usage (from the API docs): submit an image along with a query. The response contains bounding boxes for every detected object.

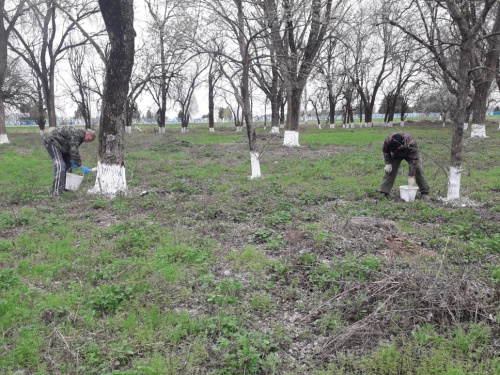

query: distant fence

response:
[7,111,500,127]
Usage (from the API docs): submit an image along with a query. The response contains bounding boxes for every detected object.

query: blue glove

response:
[80,166,91,174]
[70,161,77,169]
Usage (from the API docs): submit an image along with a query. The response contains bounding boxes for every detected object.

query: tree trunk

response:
[0,4,8,145]
[0,97,8,144]
[284,88,302,146]
[208,71,215,132]
[328,90,336,126]
[91,0,135,196]
[447,42,471,200]
[470,79,490,138]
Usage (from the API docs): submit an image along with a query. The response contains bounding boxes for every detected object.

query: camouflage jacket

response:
[44,126,86,167]
[382,132,420,177]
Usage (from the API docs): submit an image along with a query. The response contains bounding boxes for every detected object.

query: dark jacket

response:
[44,126,86,166]
[382,132,420,176]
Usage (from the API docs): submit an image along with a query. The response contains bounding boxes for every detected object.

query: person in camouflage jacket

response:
[379,132,430,198]
[44,126,96,196]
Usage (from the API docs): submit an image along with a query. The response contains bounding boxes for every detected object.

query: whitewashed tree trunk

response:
[470,124,487,138]
[359,122,365,128]
[329,124,335,129]
[158,127,165,133]
[125,126,132,133]
[400,121,404,127]
[463,123,468,131]
[209,128,215,133]
[89,161,127,197]
[283,130,300,147]
[279,124,284,129]
[0,133,9,144]
[446,166,461,200]
[270,126,279,134]
[387,121,393,127]
[250,152,261,179]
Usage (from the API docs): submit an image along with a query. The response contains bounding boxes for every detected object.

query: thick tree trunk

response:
[284,88,302,146]
[91,0,135,196]
[470,80,490,138]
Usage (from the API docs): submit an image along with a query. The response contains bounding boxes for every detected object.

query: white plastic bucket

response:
[65,172,84,191]
[399,185,418,202]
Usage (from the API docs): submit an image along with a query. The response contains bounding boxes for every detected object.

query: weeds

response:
[0,123,498,374]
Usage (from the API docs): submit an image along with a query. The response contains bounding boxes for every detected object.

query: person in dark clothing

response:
[379,132,430,198]
[44,126,96,196]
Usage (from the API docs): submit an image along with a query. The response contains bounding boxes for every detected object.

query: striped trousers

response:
[44,139,72,196]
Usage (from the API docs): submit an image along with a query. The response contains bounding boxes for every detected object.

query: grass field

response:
[0,121,499,374]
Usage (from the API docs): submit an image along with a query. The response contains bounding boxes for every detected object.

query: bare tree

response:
[0,0,27,144]
[316,38,345,128]
[345,7,394,128]
[200,0,268,179]
[144,0,192,134]
[172,56,208,132]
[63,43,93,129]
[89,0,135,196]
[262,0,343,146]
[8,0,99,131]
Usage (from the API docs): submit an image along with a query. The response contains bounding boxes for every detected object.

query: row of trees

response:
[0,0,499,197]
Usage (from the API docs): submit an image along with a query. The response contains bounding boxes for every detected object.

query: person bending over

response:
[380,132,430,198]
[44,126,96,196]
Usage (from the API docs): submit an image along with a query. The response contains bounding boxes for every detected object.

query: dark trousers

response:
[44,139,71,196]
[380,158,430,195]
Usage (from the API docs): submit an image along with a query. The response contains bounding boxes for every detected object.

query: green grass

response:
[0,122,499,374]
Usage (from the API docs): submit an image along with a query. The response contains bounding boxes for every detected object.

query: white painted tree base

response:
[350,123,355,128]
[367,122,373,127]
[270,126,279,134]
[283,130,300,147]
[236,126,243,132]
[359,122,365,128]
[158,127,166,133]
[88,161,127,197]
[400,121,405,127]
[279,124,285,129]
[125,126,132,133]
[329,124,335,129]
[181,127,188,133]
[209,128,215,133]
[463,123,468,132]
[445,166,461,200]
[470,124,487,138]
[249,152,261,179]
[0,133,9,144]
[39,130,45,136]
